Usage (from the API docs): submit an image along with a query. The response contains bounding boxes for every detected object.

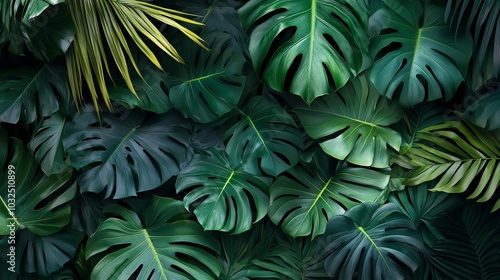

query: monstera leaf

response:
[318,202,422,280]
[463,81,500,131]
[63,107,192,199]
[108,66,172,114]
[239,0,371,103]
[295,75,403,168]
[13,229,83,277]
[86,196,221,279]
[28,113,69,176]
[176,148,270,234]
[167,32,247,123]
[395,118,500,211]
[69,192,107,236]
[269,152,390,238]
[0,64,71,124]
[224,96,303,176]
[24,3,74,61]
[369,0,472,105]
[0,139,76,236]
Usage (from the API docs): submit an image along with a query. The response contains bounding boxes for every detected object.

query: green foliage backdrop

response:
[0,0,499,279]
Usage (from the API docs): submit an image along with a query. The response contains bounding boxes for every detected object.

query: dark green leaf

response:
[0,64,72,124]
[176,148,270,233]
[0,139,76,236]
[22,0,66,24]
[269,152,390,238]
[318,202,422,280]
[463,81,500,131]
[369,1,472,105]
[108,66,172,114]
[63,107,192,199]
[28,113,69,175]
[225,96,303,176]
[14,229,83,277]
[295,75,402,168]
[239,0,371,103]
[167,32,247,123]
[69,192,106,236]
[86,196,221,279]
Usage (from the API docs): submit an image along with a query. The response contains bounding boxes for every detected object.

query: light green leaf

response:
[86,196,221,279]
[295,75,402,168]
[395,118,500,210]
[369,0,472,105]
[239,0,371,103]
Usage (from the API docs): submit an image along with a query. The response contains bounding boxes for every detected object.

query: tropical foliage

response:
[0,0,499,279]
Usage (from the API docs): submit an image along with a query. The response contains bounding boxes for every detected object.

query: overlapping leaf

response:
[225,96,303,176]
[0,139,76,236]
[295,75,403,168]
[86,196,221,279]
[239,0,371,103]
[63,107,192,199]
[395,118,500,211]
[0,64,71,124]
[28,113,69,175]
[463,81,500,131]
[269,152,390,238]
[167,32,247,123]
[318,202,422,280]
[176,148,269,233]
[369,0,472,105]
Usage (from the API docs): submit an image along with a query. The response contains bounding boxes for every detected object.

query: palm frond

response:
[66,0,205,114]
[394,115,500,211]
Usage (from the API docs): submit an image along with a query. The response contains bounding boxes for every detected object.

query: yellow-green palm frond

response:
[66,0,205,114]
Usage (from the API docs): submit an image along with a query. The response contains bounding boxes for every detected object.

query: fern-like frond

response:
[394,116,500,211]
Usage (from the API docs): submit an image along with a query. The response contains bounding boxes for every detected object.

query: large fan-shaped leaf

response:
[269,152,390,238]
[395,118,500,211]
[224,96,303,176]
[318,202,422,280]
[167,32,247,123]
[86,196,221,279]
[63,107,192,199]
[463,81,500,131]
[369,0,472,106]
[295,75,403,168]
[176,148,269,233]
[239,0,371,103]
[28,113,69,176]
[0,139,76,236]
[0,64,71,124]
